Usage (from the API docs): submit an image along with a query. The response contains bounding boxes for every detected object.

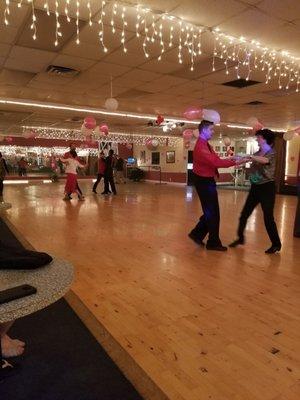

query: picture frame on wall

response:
[140,150,146,164]
[166,151,175,163]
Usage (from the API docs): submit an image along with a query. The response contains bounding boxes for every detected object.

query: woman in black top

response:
[229,129,281,254]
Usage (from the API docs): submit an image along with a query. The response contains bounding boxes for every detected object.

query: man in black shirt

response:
[102,149,117,195]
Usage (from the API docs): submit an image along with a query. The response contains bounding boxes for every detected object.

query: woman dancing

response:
[229,129,281,254]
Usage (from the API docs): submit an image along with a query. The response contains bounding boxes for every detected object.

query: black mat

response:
[0,218,143,400]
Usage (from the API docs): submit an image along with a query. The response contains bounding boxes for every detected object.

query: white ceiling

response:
[0,0,300,138]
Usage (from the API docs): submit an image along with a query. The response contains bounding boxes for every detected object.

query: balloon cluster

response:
[81,117,109,143]
[22,129,37,139]
[183,107,221,124]
[146,138,159,150]
[283,127,300,141]
[156,115,164,125]
[222,135,234,156]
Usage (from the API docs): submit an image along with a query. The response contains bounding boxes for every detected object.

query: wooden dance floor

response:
[4,181,300,400]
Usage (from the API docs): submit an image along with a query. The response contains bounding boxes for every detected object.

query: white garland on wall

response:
[1,0,299,92]
[22,126,181,146]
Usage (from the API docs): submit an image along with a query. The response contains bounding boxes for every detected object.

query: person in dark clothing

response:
[17,157,27,176]
[102,149,117,195]
[229,129,282,254]
[115,156,125,184]
[0,152,9,203]
[92,151,106,194]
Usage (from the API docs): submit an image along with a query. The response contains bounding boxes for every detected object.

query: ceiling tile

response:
[103,49,147,67]
[0,43,11,58]
[258,0,300,22]
[139,59,182,74]
[88,61,131,77]
[121,69,161,82]
[171,0,248,27]
[218,9,283,45]
[62,40,106,61]
[0,69,35,86]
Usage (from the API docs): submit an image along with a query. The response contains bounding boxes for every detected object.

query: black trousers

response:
[104,174,116,194]
[191,175,222,246]
[93,173,103,191]
[0,179,3,197]
[237,181,281,246]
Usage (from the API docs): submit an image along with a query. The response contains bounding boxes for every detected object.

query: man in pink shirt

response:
[189,120,246,251]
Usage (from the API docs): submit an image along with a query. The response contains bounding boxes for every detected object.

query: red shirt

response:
[98,157,106,174]
[193,138,236,177]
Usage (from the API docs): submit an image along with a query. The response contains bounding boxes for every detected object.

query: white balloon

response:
[223,136,231,146]
[81,124,93,136]
[203,109,220,124]
[246,117,259,127]
[151,139,159,148]
[104,97,119,111]
[283,131,296,141]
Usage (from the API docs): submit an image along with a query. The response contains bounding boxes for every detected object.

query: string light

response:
[2,0,300,91]
[30,0,37,41]
[98,1,107,52]
[4,0,10,26]
[21,126,181,146]
[76,0,80,44]
[43,0,50,16]
[65,0,70,22]
[54,0,62,46]
[111,2,117,34]
[158,22,164,61]
[121,6,127,53]
[87,1,92,26]
[142,10,149,58]
[212,29,300,91]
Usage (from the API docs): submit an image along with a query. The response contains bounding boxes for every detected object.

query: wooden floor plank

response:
[3,181,299,400]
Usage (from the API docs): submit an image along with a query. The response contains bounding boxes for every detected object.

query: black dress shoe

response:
[188,232,205,246]
[265,245,281,254]
[229,238,245,248]
[206,244,227,251]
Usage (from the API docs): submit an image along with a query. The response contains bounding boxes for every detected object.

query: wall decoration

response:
[166,151,175,164]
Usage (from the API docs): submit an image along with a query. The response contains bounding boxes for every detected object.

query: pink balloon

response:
[84,116,96,130]
[182,129,193,139]
[100,124,109,135]
[146,138,154,150]
[126,143,133,150]
[183,107,202,121]
[5,136,13,143]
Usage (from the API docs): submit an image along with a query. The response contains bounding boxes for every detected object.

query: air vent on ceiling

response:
[246,101,264,105]
[65,117,82,122]
[46,65,79,77]
[223,78,261,88]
